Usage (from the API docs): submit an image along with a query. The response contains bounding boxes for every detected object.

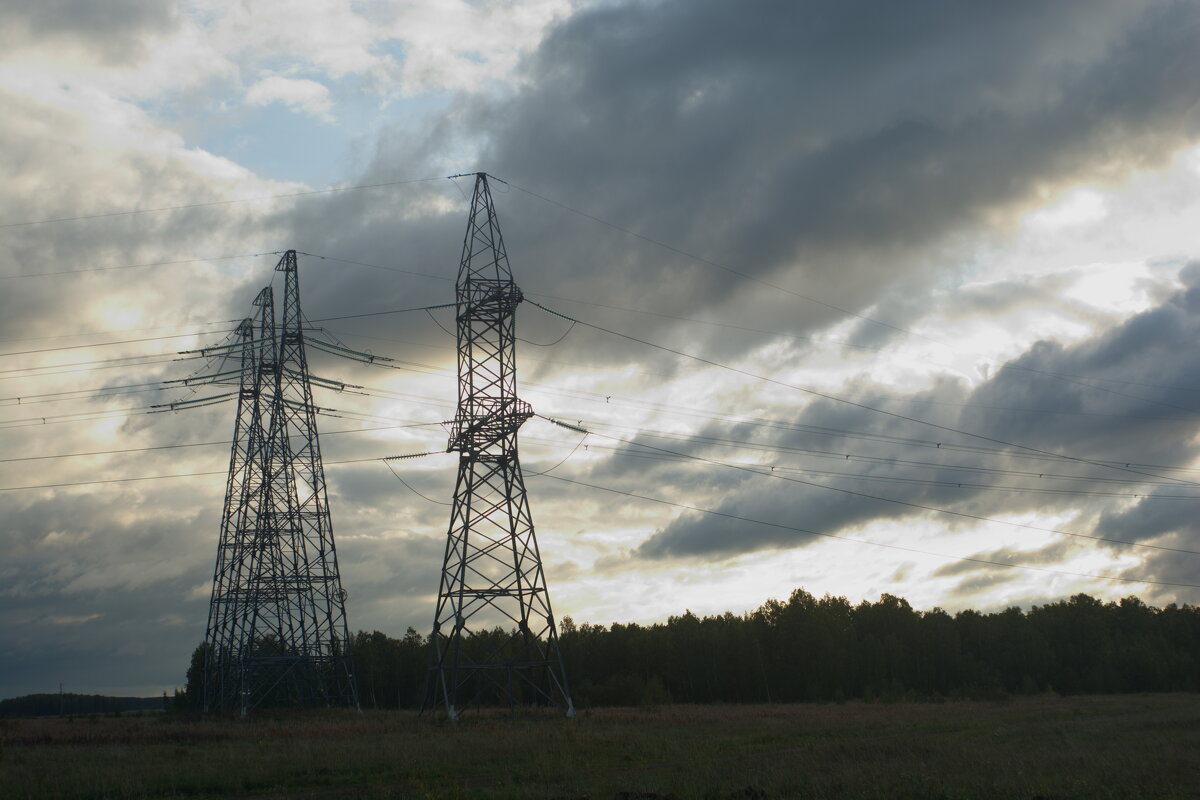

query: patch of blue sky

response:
[142,71,454,187]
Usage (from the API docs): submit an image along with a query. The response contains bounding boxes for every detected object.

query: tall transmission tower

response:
[426,173,574,719]
[204,288,275,712]
[203,252,358,714]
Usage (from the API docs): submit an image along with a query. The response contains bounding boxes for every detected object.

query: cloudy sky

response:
[3,0,1200,699]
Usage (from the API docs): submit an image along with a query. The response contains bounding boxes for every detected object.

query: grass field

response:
[1,694,1197,799]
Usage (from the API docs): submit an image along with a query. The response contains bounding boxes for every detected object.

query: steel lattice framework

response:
[426,173,574,719]
[203,251,358,714]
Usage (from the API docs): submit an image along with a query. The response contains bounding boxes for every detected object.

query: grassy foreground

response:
[1,695,1197,799]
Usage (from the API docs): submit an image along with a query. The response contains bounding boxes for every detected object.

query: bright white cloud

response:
[245,75,334,120]
[378,0,575,94]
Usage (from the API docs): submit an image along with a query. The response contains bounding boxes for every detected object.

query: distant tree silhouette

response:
[170,589,1200,710]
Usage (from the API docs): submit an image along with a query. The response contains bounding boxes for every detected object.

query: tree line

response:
[0,693,166,718]
[173,589,1200,709]
[347,590,1200,709]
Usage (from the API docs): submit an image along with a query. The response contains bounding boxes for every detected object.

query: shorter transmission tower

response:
[203,251,358,714]
[426,173,574,719]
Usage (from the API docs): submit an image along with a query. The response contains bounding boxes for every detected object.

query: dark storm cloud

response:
[931,540,1079,579]
[279,0,1200,378]
[338,532,445,632]
[0,486,216,698]
[627,271,1200,565]
[0,0,176,64]
[1098,501,1199,548]
[958,266,1200,458]
[451,0,1200,335]
[1121,546,1200,605]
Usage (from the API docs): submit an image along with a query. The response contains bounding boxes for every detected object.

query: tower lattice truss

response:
[427,173,574,718]
[203,251,359,714]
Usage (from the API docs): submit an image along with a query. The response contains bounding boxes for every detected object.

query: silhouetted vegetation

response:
[0,693,166,718]
[344,590,1200,708]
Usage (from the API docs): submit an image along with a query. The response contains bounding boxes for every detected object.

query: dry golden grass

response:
[1,694,1197,799]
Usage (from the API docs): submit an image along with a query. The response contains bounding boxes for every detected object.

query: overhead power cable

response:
[0,329,234,359]
[0,318,242,348]
[0,394,231,428]
[569,417,1199,488]
[0,252,283,281]
[598,441,1200,503]
[303,259,1197,415]
[487,178,1200,407]
[535,417,1200,556]
[150,392,238,412]
[0,453,432,493]
[382,457,452,506]
[0,421,453,465]
[294,251,451,284]
[281,321,1200,476]
[0,353,205,381]
[530,472,1200,590]
[2,380,171,407]
[0,176,444,230]
[497,175,933,344]
[529,301,1200,489]
[311,322,1200,480]
[524,433,590,477]
[309,301,456,324]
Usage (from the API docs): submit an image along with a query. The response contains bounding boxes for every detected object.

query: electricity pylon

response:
[204,287,275,711]
[203,252,358,714]
[426,173,574,719]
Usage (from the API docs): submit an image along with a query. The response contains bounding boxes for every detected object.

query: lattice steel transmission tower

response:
[204,287,275,712]
[203,251,359,714]
[426,173,574,719]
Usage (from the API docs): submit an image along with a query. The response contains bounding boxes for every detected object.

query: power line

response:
[0,177,444,230]
[524,289,898,355]
[530,472,1200,590]
[484,179,1200,409]
[0,318,241,348]
[308,301,456,324]
[497,175,936,344]
[529,301,1200,489]
[0,252,282,281]
[0,353,205,380]
[0,421,449,465]
[0,453,431,493]
[0,397,231,429]
[1,382,170,407]
[294,251,451,284]
[314,335,1200,477]
[599,444,1200,502]
[299,323,1200,476]
[568,417,1200,489]
[520,293,1199,419]
[307,267,1199,415]
[292,247,1195,405]
[547,422,1200,556]
[521,368,1200,472]
[0,329,234,359]
[383,458,451,505]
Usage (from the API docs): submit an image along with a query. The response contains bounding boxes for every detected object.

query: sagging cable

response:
[150,392,237,412]
[537,413,589,435]
[306,337,393,364]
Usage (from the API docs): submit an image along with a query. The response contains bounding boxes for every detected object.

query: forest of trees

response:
[0,693,166,718]
[343,590,1200,709]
